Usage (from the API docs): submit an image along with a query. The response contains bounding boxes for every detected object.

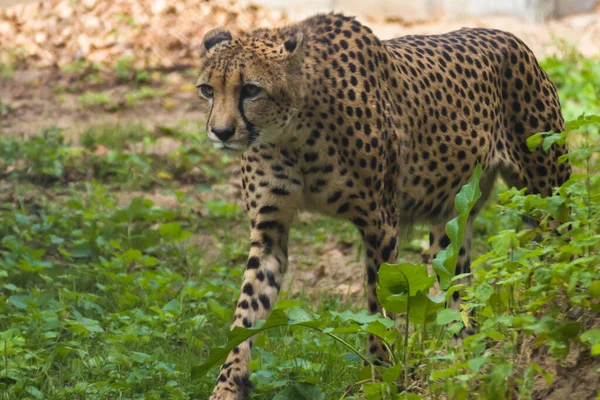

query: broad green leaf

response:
[287,307,314,324]
[193,307,367,379]
[331,309,394,327]
[565,114,600,130]
[358,365,372,381]
[485,330,505,341]
[121,249,142,263]
[275,299,305,310]
[468,357,486,372]
[207,298,233,322]
[553,322,581,341]
[526,132,544,151]
[580,329,600,346]
[378,262,434,297]
[159,221,181,238]
[162,298,181,314]
[436,309,462,325]
[407,292,445,325]
[362,320,398,343]
[7,295,32,310]
[70,242,93,258]
[26,386,43,399]
[131,351,152,363]
[488,231,517,255]
[192,309,289,378]
[433,164,482,289]
[589,281,600,298]
[363,382,386,400]
[472,283,494,303]
[542,132,565,152]
[382,363,402,383]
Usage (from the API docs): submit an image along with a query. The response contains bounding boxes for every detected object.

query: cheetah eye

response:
[241,84,261,99]
[198,84,214,99]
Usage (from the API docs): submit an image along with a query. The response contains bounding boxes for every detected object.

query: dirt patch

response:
[115,189,181,209]
[514,310,600,399]
[533,353,599,400]
[0,69,204,139]
[285,235,364,301]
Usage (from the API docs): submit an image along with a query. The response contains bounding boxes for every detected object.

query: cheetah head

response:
[196,28,306,154]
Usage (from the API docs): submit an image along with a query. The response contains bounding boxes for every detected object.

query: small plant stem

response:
[322,331,372,366]
[404,296,410,385]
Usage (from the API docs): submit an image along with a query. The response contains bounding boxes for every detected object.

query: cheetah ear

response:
[202,28,232,53]
[281,31,304,56]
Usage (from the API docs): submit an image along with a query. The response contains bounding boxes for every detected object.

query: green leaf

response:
[580,329,600,346]
[489,231,517,255]
[468,357,486,372]
[71,242,93,258]
[542,132,565,152]
[589,281,600,299]
[26,386,43,399]
[485,330,505,341]
[526,132,544,151]
[363,321,397,342]
[207,298,233,322]
[377,263,435,314]
[287,307,314,324]
[192,309,289,378]
[565,114,600,130]
[131,351,152,363]
[330,309,393,327]
[553,322,581,341]
[275,299,305,310]
[122,249,142,263]
[436,309,462,325]
[7,295,31,310]
[407,292,445,325]
[472,283,494,303]
[193,307,372,379]
[159,221,181,238]
[382,363,402,383]
[363,382,386,400]
[162,298,181,314]
[272,382,324,400]
[433,164,482,288]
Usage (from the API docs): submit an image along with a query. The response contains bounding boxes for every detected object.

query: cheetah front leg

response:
[361,222,399,364]
[209,166,303,400]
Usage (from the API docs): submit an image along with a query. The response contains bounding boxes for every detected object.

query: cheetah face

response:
[196,28,305,154]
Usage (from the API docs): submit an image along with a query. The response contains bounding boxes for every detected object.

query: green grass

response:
[1,54,599,399]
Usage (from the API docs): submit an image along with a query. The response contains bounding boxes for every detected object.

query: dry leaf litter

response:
[0,0,288,69]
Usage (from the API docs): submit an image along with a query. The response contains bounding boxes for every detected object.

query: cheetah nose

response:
[211,127,235,143]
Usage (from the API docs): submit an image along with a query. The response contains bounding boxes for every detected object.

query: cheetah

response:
[195,13,571,399]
